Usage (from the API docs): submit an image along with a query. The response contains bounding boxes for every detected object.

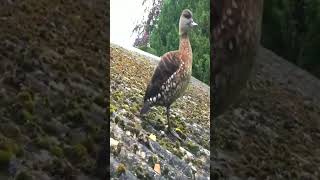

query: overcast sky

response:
[110,0,149,47]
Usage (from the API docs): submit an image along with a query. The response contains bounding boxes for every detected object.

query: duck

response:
[212,0,264,117]
[140,9,198,140]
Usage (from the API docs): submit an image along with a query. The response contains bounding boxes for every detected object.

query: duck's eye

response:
[183,13,191,19]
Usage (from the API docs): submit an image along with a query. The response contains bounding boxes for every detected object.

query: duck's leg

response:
[166,106,183,141]
[166,106,172,130]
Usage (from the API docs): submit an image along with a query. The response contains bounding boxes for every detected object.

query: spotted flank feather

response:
[141,51,189,112]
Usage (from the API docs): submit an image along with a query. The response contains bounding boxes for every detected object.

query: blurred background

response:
[262,0,320,79]
[110,0,148,46]
[111,0,210,85]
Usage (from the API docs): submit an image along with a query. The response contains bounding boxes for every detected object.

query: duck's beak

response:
[191,19,198,27]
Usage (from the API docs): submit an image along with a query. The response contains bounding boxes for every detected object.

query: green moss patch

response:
[64,144,88,162]
[186,141,200,154]
[50,146,63,157]
[0,150,13,170]
[116,163,126,176]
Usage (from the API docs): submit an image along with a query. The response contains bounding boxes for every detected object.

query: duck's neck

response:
[179,33,192,66]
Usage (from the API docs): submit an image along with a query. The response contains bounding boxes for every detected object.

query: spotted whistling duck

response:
[140,9,198,140]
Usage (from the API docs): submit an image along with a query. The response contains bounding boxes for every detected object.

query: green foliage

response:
[262,0,320,75]
[142,0,210,84]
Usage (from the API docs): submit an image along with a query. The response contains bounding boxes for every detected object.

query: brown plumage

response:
[212,0,264,117]
[140,9,197,138]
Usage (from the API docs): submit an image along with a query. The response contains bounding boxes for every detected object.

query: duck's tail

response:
[140,102,151,115]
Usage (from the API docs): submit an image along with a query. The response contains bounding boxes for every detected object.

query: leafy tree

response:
[262,0,320,77]
[132,0,163,47]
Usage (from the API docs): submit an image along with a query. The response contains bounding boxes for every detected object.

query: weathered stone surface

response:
[212,47,320,179]
[0,0,107,179]
[110,44,210,179]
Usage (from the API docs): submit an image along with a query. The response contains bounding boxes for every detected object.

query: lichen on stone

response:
[110,43,210,178]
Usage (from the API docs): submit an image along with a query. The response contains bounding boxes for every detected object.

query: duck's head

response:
[179,9,197,35]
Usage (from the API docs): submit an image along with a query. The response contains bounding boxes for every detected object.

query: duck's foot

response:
[167,128,184,142]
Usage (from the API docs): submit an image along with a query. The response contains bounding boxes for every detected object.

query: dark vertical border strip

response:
[210,0,223,179]
[210,0,214,179]
[95,0,109,177]
[106,0,111,178]
[97,0,110,179]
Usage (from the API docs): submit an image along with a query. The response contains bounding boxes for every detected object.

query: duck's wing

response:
[144,51,181,105]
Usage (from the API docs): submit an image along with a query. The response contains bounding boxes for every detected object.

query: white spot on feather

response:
[226,8,232,16]
[232,0,238,9]
[228,19,234,26]
[229,41,233,50]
